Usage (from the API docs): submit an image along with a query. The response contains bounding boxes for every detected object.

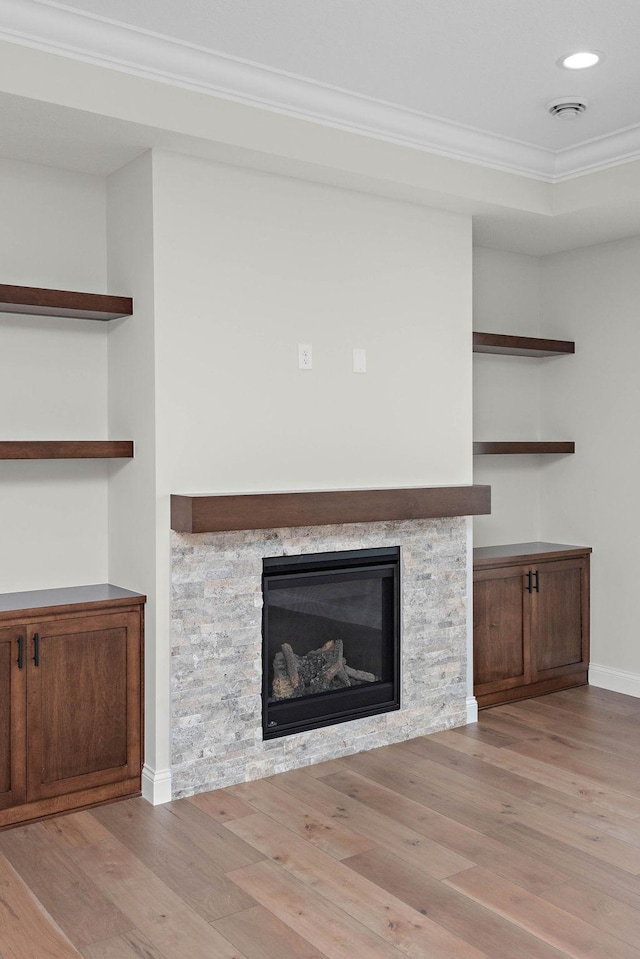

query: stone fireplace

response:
[169,490,489,799]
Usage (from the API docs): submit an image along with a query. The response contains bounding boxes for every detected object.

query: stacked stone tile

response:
[171,518,468,798]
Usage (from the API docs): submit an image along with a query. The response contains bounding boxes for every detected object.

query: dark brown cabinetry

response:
[0,585,144,828]
[473,543,590,708]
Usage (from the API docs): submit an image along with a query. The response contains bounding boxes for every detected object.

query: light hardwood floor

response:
[1,686,640,959]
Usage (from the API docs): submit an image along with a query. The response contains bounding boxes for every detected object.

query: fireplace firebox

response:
[262,547,400,738]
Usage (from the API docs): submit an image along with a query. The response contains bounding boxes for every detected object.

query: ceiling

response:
[11,0,640,173]
[3,0,640,253]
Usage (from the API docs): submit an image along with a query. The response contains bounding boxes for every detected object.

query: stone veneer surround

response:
[171,517,468,799]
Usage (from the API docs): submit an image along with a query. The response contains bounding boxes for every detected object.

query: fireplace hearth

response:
[262,547,400,738]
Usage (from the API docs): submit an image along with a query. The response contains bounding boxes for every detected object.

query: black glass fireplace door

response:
[262,547,400,739]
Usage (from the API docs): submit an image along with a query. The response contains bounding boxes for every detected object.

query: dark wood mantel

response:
[171,485,491,533]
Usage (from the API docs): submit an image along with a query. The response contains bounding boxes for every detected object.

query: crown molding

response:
[553,124,640,180]
[2,0,640,184]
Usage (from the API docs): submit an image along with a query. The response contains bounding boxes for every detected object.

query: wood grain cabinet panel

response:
[473,544,590,709]
[0,586,144,828]
[26,611,142,803]
[473,566,528,688]
[532,560,587,674]
[0,628,26,810]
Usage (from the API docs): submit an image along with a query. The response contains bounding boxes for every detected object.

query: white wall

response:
[473,247,543,546]
[540,236,640,691]
[472,239,640,694]
[129,152,475,796]
[152,153,473,496]
[0,158,109,592]
[106,153,170,800]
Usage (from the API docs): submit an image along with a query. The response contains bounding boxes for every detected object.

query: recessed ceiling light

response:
[559,51,601,70]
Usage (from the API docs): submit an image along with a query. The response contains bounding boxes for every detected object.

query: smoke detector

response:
[546,96,588,119]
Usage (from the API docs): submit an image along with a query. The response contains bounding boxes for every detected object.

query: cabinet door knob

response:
[526,570,533,593]
[534,570,540,592]
[33,632,40,667]
[17,635,24,669]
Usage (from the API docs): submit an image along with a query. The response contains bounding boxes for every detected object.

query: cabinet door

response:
[473,564,530,693]
[26,609,142,802]
[531,557,589,678]
[0,627,27,809]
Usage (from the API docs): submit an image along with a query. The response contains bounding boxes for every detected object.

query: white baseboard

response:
[589,663,640,699]
[466,695,479,724]
[141,765,172,805]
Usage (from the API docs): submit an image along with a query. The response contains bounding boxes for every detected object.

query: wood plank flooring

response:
[1,687,640,959]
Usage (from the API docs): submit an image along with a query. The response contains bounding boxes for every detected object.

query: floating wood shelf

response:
[473,332,574,357]
[0,284,133,321]
[171,485,491,533]
[473,442,575,455]
[0,441,134,460]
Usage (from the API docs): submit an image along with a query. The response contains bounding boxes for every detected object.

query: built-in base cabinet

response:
[473,543,590,708]
[0,586,144,828]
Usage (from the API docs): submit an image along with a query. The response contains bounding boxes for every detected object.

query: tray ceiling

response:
[21,0,640,165]
[3,0,640,253]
